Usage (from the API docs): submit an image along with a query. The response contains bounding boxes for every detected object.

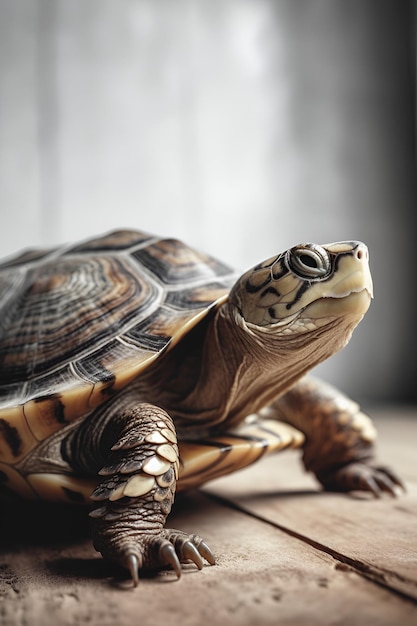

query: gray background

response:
[0,0,415,405]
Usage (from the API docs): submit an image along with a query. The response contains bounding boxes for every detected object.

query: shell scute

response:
[66,229,154,254]
[27,472,97,503]
[132,238,232,286]
[164,283,231,311]
[0,247,59,270]
[121,317,171,353]
[24,394,67,441]
[0,407,37,463]
[0,255,158,386]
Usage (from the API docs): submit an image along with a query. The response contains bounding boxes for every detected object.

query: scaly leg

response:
[62,400,214,585]
[263,376,405,496]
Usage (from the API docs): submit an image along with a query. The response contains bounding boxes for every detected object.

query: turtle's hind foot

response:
[318,462,406,497]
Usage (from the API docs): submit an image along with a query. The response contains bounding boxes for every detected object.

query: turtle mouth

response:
[302,287,372,321]
[245,287,372,336]
[300,261,373,322]
[326,269,374,300]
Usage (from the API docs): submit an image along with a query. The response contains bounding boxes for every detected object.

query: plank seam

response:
[203,490,417,606]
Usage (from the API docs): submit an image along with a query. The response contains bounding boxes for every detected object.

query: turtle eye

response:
[288,245,331,279]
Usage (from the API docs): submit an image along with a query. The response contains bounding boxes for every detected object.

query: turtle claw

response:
[162,530,216,571]
[192,538,216,566]
[318,462,406,497]
[361,475,382,498]
[369,473,396,498]
[126,553,140,587]
[160,543,182,579]
[360,465,406,497]
[375,465,406,493]
[182,540,204,570]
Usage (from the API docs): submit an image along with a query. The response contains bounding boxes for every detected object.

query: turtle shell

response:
[0,230,236,465]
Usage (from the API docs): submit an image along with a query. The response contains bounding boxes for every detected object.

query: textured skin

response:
[262,377,401,496]
[61,396,215,582]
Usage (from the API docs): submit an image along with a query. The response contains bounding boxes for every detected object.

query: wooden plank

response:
[205,412,417,602]
[1,491,416,626]
[370,410,417,480]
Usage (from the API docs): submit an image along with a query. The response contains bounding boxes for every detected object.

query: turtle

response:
[0,229,404,586]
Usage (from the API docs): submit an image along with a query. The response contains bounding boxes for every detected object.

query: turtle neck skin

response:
[133,291,367,436]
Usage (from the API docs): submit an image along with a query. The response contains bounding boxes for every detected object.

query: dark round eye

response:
[299,254,318,268]
[288,245,331,279]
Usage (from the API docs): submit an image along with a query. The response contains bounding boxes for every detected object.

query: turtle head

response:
[228,241,373,349]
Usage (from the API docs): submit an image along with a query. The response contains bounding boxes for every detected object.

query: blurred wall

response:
[0,0,415,404]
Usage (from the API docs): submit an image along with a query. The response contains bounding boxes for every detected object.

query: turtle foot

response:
[318,462,406,497]
[92,523,215,586]
[85,402,215,585]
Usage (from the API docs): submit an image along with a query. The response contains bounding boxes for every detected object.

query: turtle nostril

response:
[355,246,367,261]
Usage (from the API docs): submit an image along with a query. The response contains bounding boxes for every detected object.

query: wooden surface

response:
[1,410,416,626]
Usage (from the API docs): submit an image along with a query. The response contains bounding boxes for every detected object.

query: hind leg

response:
[62,399,214,585]
[264,376,405,496]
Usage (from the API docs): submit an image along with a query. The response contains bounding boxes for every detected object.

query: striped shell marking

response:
[177,418,305,491]
[0,230,236,462]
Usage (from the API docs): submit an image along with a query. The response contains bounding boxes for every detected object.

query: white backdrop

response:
[0,0,415,403]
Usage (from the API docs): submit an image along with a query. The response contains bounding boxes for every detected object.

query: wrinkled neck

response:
[145,301,357,434]
[206,303,355,428]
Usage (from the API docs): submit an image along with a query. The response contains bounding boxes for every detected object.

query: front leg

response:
[62,400,214,585]
[267,376,404,496]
